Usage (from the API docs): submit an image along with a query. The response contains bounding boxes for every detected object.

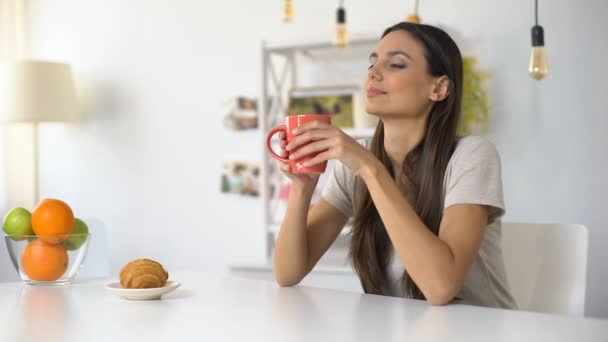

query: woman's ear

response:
[429,76,450,102]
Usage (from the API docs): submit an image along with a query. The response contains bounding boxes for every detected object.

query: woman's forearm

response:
[273,183,315,286]
[359,161,458,304]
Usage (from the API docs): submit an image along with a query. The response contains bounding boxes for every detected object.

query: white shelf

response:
[265,37,378,55]
[343,127,375,140]
[268,127,374,143]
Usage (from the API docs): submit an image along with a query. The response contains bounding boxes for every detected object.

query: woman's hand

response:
[276,131,320,190]
[285,120,377,177]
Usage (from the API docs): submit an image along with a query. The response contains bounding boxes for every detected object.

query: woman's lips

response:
[367,87,387,97]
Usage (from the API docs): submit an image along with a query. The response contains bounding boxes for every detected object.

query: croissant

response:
[119,258,169,289]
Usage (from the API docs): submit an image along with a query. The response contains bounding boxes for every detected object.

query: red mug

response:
[266,114,332,174]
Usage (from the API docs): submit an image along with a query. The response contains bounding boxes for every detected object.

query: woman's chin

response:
[365,107,390,117]
[365,106,421,119]
[365,106,383,117]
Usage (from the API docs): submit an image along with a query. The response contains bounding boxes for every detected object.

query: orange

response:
[31,198,74,244]
[21,239,69,281]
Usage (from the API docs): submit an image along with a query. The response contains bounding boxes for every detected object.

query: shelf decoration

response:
[221,161,260,197]
[287,86,357,129]
[223,97,259,131]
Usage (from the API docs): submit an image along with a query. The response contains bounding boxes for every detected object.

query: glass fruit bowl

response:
[4,233,90,285]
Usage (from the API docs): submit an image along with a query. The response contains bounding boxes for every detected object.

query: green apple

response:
[63,218,89,251]
[2,207,34,241]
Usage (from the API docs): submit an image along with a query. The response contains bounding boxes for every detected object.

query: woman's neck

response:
[382,116,427,170]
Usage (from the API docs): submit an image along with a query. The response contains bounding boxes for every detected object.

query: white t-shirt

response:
[321,135,517,309]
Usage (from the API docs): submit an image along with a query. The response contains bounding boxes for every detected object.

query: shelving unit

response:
[230,37,377,288]
[259,37,379,265]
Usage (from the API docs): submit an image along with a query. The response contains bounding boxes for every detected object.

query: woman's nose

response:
[367,65,382,81]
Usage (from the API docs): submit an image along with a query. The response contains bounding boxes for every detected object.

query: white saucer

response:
[105,280,181,300]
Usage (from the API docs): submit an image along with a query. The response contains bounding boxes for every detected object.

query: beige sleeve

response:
[321,160,355,218]
[444,137,506,223]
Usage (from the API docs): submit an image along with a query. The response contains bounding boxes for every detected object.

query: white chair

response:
[501,222,588,316]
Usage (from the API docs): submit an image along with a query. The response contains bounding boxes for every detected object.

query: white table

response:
[0,271,607,341]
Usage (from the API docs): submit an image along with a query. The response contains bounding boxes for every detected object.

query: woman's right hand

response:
[277,131,320,190]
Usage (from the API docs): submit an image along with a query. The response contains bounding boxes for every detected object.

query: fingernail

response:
[289,155,295,160]
[285,144,291,151]
[293,128,299,134]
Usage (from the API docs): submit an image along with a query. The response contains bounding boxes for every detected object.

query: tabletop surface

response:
[0,271,607,342]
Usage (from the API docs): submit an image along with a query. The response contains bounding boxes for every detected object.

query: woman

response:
[273,22,517,309]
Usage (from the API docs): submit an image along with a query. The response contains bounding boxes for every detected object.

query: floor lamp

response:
[0,60,81,207]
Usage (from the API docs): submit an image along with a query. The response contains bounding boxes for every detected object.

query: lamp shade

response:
[0,60,80,122]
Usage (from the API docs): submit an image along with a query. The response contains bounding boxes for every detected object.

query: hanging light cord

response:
[535,0,538,26]
[339,0,344,7]
[414,0,420,15]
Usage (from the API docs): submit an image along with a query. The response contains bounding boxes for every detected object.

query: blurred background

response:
[0,0,606,317]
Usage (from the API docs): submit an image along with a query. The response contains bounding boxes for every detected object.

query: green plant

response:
[459,56,490,135]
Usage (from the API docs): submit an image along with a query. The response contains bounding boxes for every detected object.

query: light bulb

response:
[529,47,548,80]
[283,0,293,23]
[335,6,349,47]
[529,25,549,80]
[406,0,421,24]
[405,14,421,24]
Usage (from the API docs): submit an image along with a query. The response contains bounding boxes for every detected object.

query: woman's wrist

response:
[290,180,317,198]
[357,156,383,183]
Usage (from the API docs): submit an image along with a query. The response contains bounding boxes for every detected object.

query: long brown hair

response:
[349,22,463,299]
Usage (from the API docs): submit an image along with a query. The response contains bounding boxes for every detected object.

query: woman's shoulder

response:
[451,135,501,165]
[455,135,497,151]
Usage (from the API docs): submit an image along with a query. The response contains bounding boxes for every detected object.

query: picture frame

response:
[223,96,259,131]
[220,160,260,197]
[287,86,359,129]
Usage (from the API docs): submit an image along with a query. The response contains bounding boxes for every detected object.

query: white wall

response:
[2,0,604,316]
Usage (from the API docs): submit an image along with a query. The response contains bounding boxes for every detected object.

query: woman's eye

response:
[368,63,405,70]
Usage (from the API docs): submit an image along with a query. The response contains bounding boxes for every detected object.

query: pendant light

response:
[283,0,294,23]
[529,0,549,80]
[335,0,349,47]
[405,0,421,24]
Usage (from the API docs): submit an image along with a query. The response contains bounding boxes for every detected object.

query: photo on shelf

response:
[287,86,358,129]
[223,96,259,131]
[220,161,260,197]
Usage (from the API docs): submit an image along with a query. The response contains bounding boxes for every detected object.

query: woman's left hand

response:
[285,120,377,176]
